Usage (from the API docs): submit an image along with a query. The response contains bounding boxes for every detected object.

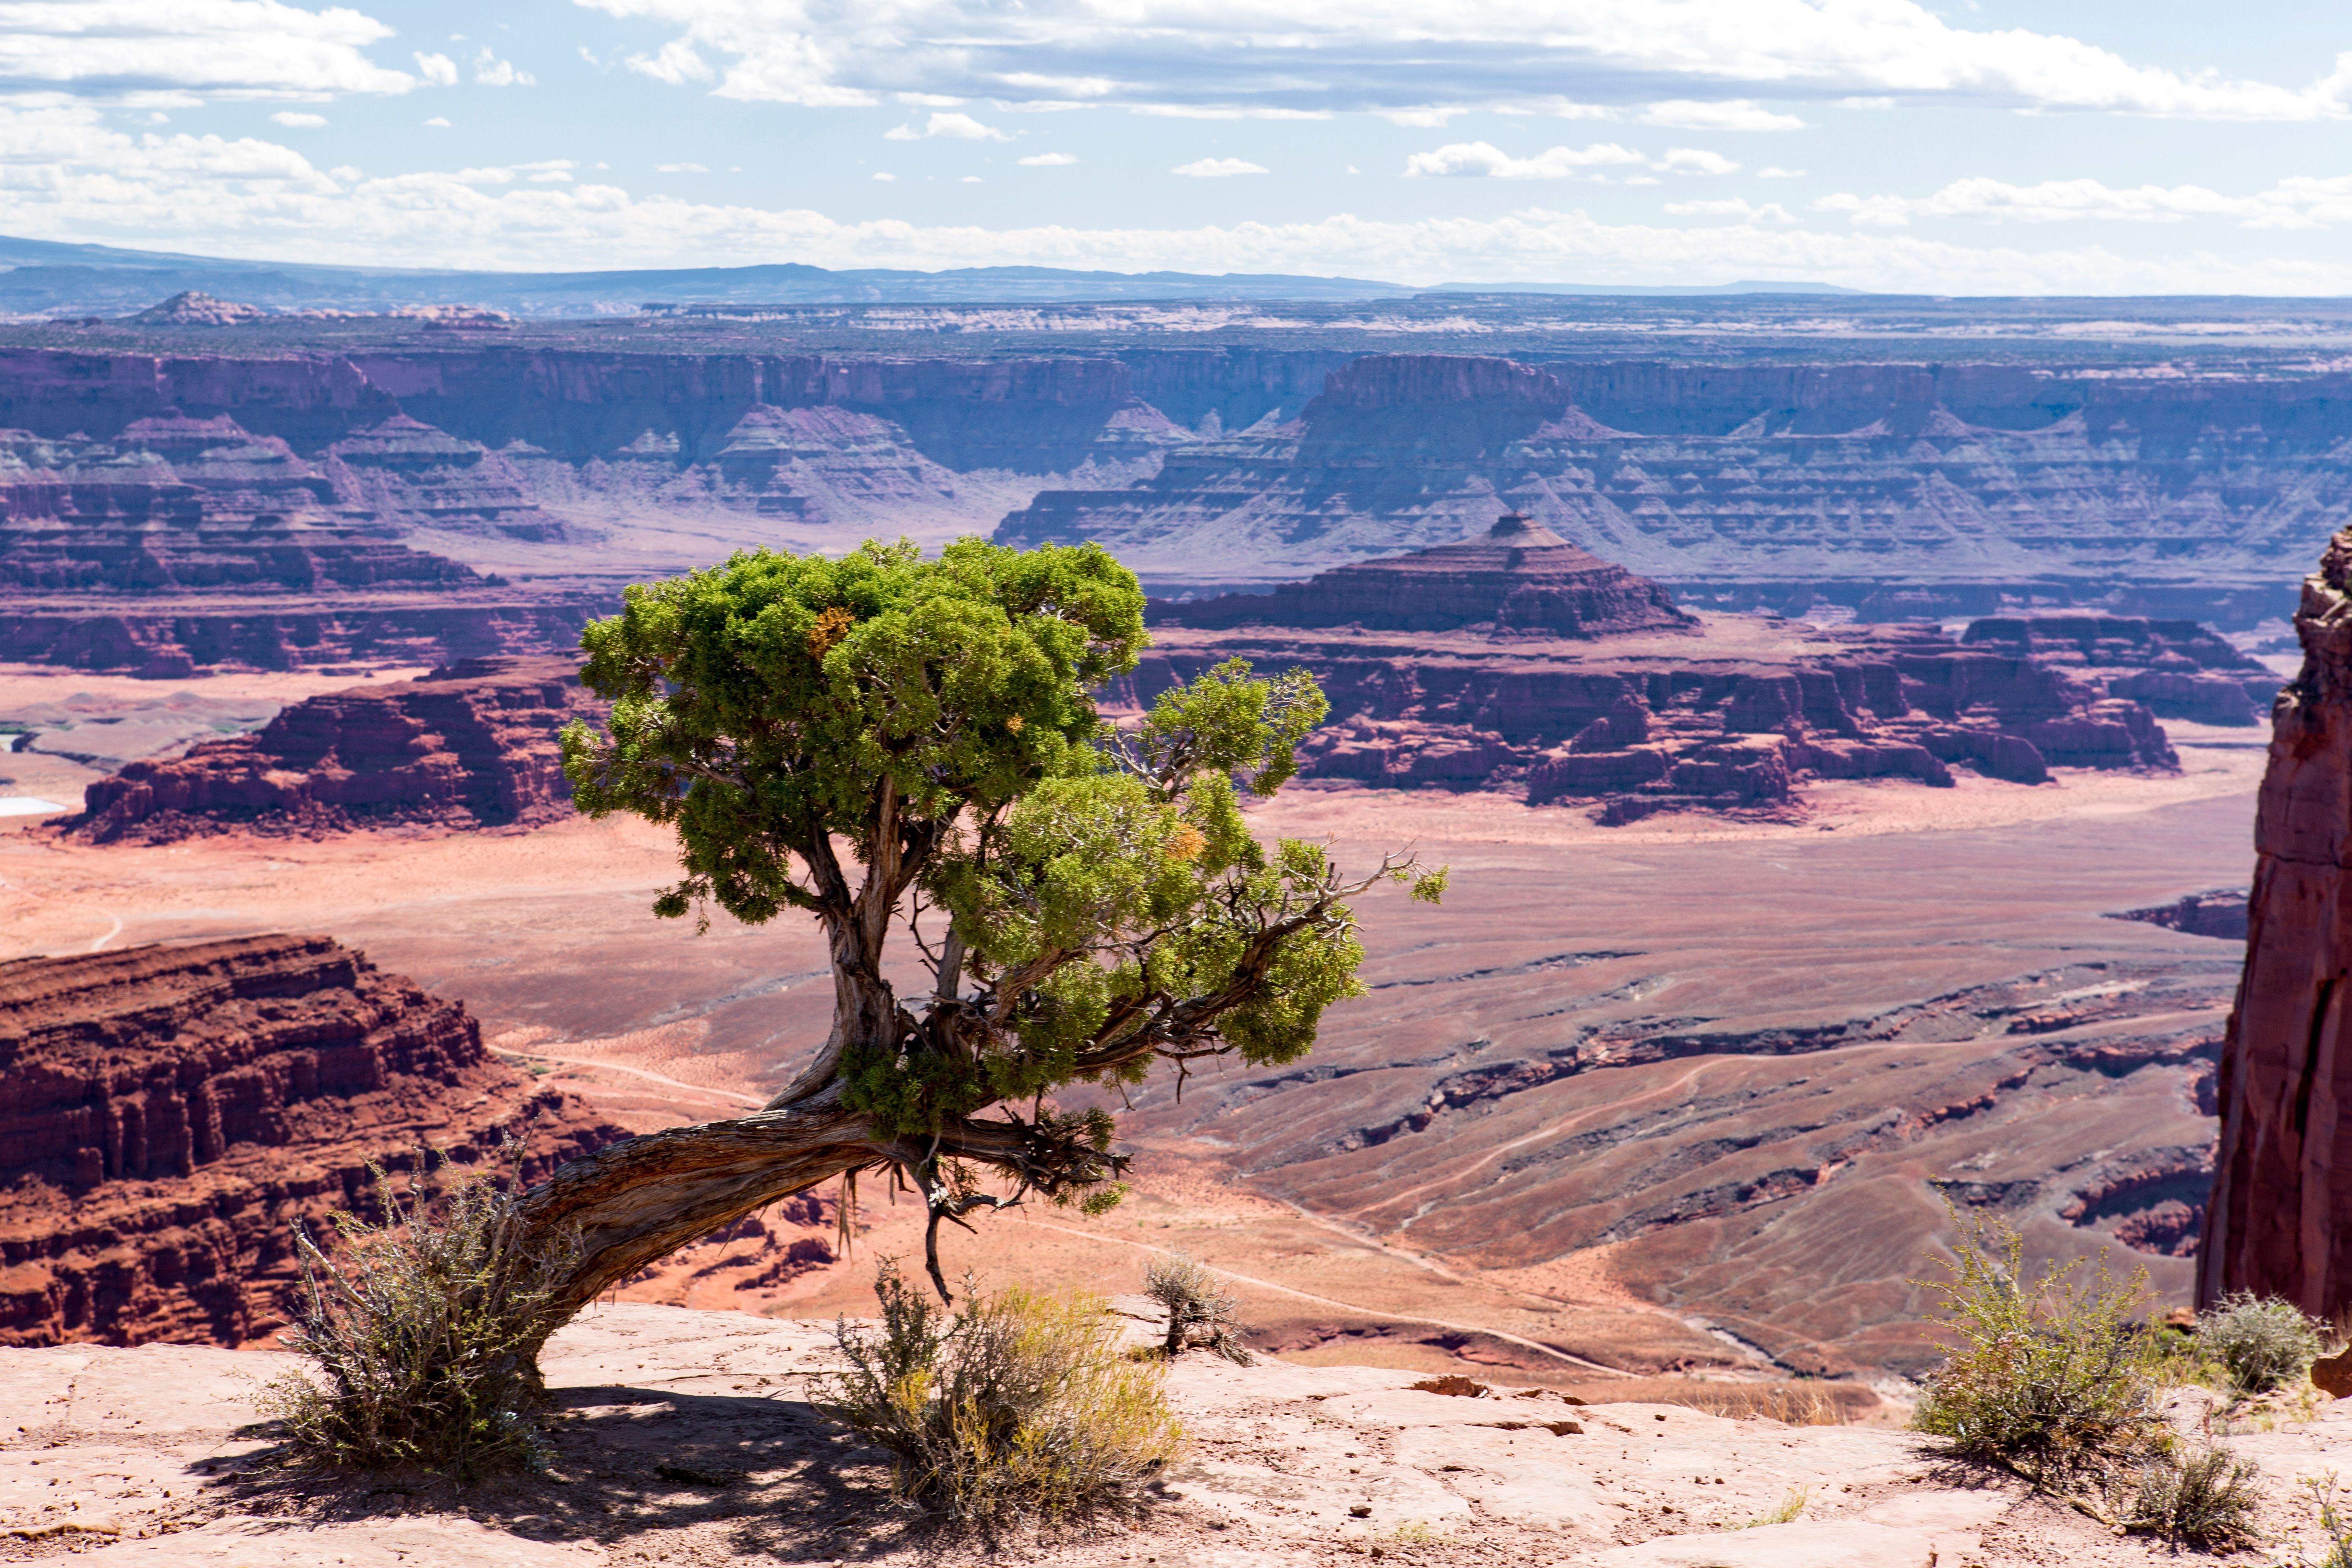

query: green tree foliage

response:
[559,539,1441,1296]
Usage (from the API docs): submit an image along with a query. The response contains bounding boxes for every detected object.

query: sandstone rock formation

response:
[1153,513,1693,637]
[1000,352,2352,621]
[0,934,626,1347]
[2202,527,2352,1315]
[1961,614,2280,726]
[78,657,602,841]
[1128,535,2178,820]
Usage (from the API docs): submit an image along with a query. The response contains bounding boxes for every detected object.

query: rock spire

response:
[2202,527,2352,1314]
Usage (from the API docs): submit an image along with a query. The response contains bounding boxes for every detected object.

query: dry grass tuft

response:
[1142,1252,1253,1364]
[818,1260,1184,1531]
[261,1145,577,1482]
[2198,1291,2325,1395]
[2115,1445,2263,1551]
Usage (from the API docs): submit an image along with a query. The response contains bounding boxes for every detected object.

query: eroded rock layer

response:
[1130,611,2177,820]
[78,656,602,841]
[0,935,626,1347]
[1153,513,1693,638]
[2203,528,2352,1315]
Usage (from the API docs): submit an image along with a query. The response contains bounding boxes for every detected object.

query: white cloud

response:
[1130,105,1330,120]
[1017,151,1077,166]
[414,51,458,87]
[0,0,417,98]
[270,110,326,127]
[655,161,708,172]
[1638,99,1805,131]
[1407,141,1736,179]
[1817,174,2352,229]
[1758,165,1804,178]
[960,174,981,182]
[20,99,2352,294]
[1376,106,1465,127]
[884,111,1007,140]
[471,47,533,87]
[1664,197,1795,222]
[626,40,711,85]
[1405,141,1646,179]
[1172,157,1268,176]
[568,0,2352,121]
[1658,147,1738,176]
[423,116,451,127]
[871,170,895,180]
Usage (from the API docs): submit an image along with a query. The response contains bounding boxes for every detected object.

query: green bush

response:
[2120,1446,2263,1551]
[2198,1291,2324,1395]
[1141,1252,1252,1364]
[1911,1210,2170,1492]
[818,1261,1184,1530]
[261,1149,577,1482]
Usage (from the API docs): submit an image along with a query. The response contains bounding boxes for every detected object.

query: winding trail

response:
[1012,1212,1629,1377]
[495,1049,765,1108]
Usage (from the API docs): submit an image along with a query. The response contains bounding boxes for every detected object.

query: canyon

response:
[0,326,2344,684]
[0,933,625,1348]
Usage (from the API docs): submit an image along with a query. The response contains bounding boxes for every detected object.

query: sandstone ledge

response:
[1,1301,2345,1566]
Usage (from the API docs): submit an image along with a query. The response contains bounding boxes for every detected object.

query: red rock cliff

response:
[2202,528,2352,1315]
[79,655,602,841]
[0,934,627,1347]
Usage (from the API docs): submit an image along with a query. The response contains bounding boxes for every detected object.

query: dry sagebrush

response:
[818,1261,1183,1530]
[1141,1252,1252,1364]
[261,1149,578,1482]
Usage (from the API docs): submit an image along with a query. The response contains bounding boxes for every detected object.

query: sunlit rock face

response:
[2205,527,2352,1316]
[0,935,625,1348]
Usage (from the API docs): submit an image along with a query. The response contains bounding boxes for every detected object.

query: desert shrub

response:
[1141,1252,1252,1364]
[2119,1445,2263,1551]
[1910,1210,2170,1492]
[2199,1291,2324,1395]
[818,1261,1184,1530]
[261,1148,577,1481]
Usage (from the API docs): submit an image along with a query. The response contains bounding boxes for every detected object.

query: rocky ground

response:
[2,1301,2348,1566]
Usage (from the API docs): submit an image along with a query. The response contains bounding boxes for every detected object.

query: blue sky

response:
[5,0,2352,292]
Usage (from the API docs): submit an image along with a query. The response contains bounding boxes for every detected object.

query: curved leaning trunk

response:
[516,1097,890,1319]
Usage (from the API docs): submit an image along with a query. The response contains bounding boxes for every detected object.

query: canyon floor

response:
[0,657,2270,1388]
[4,1301,2350,1568]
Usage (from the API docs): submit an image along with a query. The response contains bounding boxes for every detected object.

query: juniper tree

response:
[515,537,1441,1314]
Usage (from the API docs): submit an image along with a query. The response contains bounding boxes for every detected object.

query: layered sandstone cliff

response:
[78,656,601,841]
[2201,528,2352,1315]
[1001,353,2352,619]
[1153,513,1693,638]
[0,934,626,1346]
[1127,527,2177,820]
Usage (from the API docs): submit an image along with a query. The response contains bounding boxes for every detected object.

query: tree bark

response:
[516,1095,886,1319]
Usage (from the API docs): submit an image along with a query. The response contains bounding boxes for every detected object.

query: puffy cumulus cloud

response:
[270,110,325,127]
[884,111,1006,140]
[1172,157,1267,176]
[0,0,417,98]
[1017,151,1077,165]
[1405,141,1646,179]
[17,100,2352,296]
[655,161,708,172]
[1637,99,1804,131]
[1816,174,2352,229]
[414,51,457,87]
[626,40,712,84]
[569,0,2352,120]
